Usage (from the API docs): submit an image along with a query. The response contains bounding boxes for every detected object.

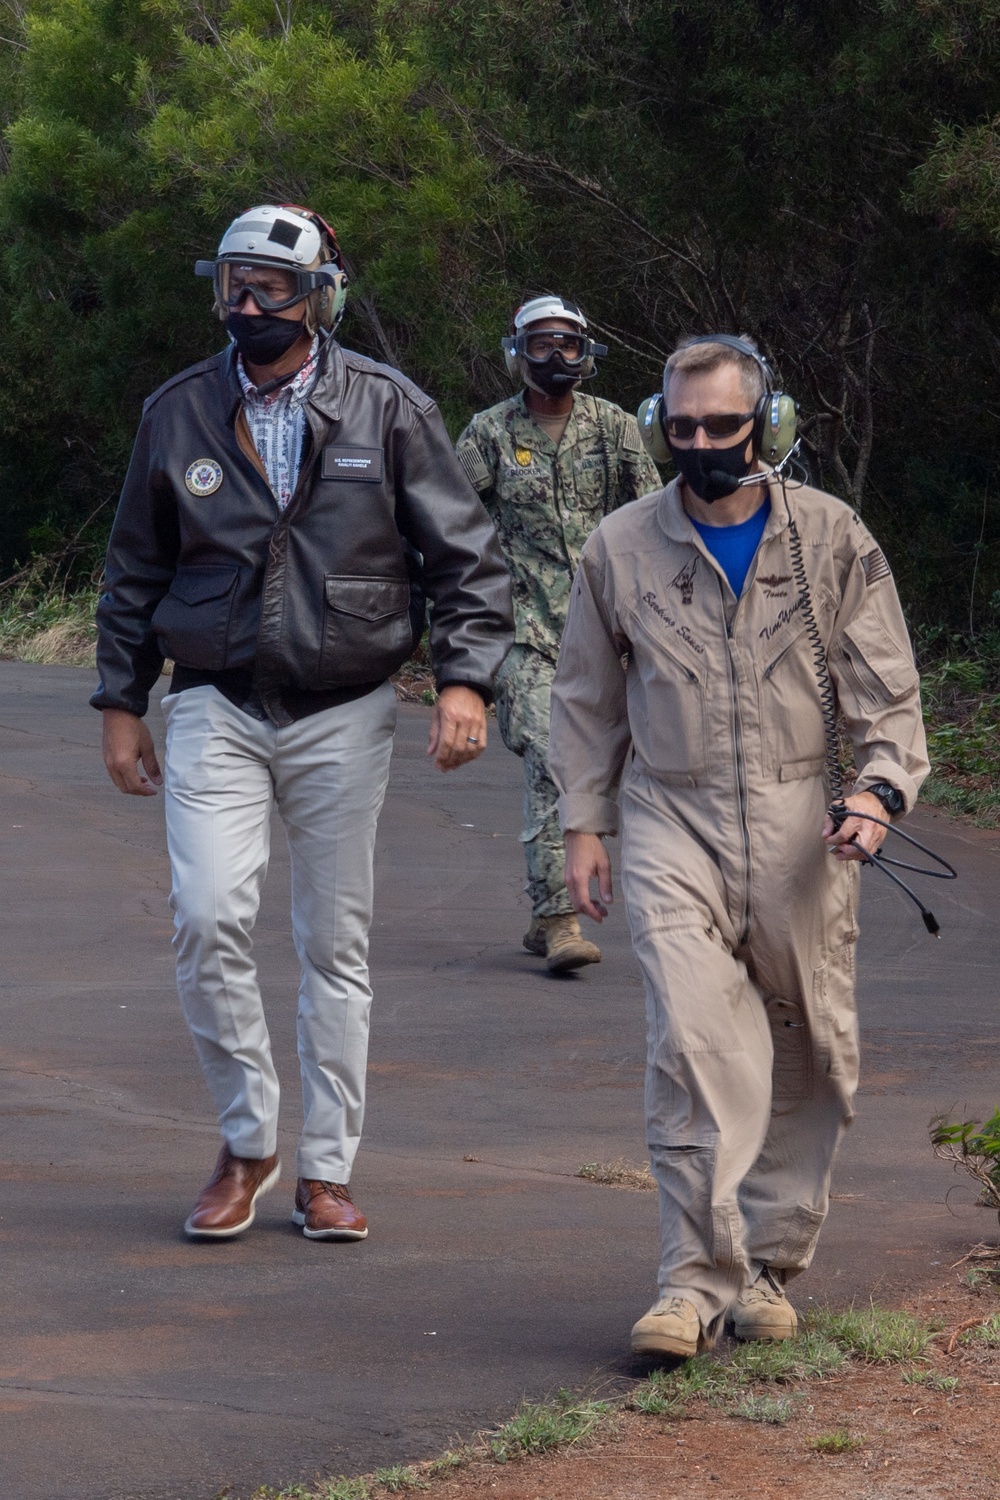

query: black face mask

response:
[668,435,754,503]
[227,310,307,367]
[525,353,582,397]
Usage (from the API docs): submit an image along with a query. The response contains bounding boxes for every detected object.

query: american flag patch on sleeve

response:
[861,547,891,586]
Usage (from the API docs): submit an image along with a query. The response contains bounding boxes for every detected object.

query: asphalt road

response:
[1,662,997,1500]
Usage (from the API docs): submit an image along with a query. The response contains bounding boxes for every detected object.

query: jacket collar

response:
[218,332,346,425]
[304,333,346,423]
[656,473,794,546]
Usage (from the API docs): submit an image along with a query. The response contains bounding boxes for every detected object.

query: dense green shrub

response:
[2,0,1000,647]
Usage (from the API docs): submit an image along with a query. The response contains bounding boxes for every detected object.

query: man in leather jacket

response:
[93,205,513,1243]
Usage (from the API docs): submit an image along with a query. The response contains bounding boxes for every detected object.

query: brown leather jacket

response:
[92,336,513,725]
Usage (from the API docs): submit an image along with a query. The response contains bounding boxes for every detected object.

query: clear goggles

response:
[512,326,608,367]
[194,257,340,312]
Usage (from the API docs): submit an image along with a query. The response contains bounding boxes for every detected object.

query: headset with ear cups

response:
[637,335,798,470]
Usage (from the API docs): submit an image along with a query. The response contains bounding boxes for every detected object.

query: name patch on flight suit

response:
[322,446,384,482]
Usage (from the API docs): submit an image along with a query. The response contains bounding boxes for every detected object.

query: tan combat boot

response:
[631,1295,701,1358]
[731,1265,798,1341]
[522,914,601,974]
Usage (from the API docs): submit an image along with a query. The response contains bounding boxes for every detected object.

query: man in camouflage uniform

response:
[456,295,660,972]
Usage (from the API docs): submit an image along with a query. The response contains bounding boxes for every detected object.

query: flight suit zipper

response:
[721,580,753,945]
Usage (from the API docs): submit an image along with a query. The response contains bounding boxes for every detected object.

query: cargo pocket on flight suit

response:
[771,1203,827,1271]
[840,614,919,710]
[711,1201,746,1284]
[813,940,860,1113]
[765,997,812,1115]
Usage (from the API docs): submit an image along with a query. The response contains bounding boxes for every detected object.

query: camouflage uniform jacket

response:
[456,390,661,662]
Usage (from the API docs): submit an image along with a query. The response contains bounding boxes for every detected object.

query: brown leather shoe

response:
[184,1145,281,1239]
[292,1179,368,1240]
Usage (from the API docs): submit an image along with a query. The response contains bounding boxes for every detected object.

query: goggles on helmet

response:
[504,325,608,370]
[195,256,342,312]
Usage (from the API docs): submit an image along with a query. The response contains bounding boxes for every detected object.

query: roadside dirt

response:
[423,1277,1000,1500]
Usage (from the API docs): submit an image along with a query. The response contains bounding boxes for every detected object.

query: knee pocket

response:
[765,997,812,1115]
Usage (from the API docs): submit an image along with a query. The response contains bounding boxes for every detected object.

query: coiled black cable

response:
[786,501,844,805]
[781,475,957,935]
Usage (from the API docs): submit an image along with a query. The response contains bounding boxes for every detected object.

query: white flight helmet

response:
[195,204,348,333]
[501,294,607,382]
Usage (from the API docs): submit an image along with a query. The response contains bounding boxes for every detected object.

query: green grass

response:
[315,1482,370,1500]
[919,656,1000,827]
[727,1330,846,1383]
[806,1306,934,1363]
[902,1368,960,1393]
[960,1313,1000,1347]
[424,1452,464,1476]
[372,1466,426,1492]
[810,1428,862,1454]
[488,1391,611,1463]
[627,1327,846,1419]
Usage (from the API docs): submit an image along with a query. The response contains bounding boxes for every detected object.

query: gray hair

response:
[664,335,767,408]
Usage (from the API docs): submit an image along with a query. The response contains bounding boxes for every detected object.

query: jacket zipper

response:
[722,580,753,945]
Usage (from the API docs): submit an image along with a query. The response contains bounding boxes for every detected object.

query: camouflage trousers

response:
[494,644,574,919]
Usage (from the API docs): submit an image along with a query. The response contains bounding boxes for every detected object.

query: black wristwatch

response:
[866,781,905,817]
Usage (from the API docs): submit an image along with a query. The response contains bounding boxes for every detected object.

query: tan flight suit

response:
[548,476,929,1329]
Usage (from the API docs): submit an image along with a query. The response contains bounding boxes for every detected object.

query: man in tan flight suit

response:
[549,335,929,1357]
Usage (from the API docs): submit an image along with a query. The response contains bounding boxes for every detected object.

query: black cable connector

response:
[780,467,958,937]
[827,801,956,939]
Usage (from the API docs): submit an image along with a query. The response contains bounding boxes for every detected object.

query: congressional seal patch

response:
[185,459,223,496]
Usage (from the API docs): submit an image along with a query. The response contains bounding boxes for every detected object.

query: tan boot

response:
[522,916,548,956]
[731,1266,798,1341]
[523,914,601,973]
[631,1295,700,1358]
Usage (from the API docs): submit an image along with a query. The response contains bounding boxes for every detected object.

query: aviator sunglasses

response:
[665,412,755,442]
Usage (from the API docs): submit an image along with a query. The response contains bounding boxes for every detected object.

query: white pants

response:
[162,683,397,1181]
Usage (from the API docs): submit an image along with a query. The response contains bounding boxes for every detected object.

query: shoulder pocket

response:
[841,613,918,704]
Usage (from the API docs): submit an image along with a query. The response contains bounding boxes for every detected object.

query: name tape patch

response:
[322,445,384,483]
